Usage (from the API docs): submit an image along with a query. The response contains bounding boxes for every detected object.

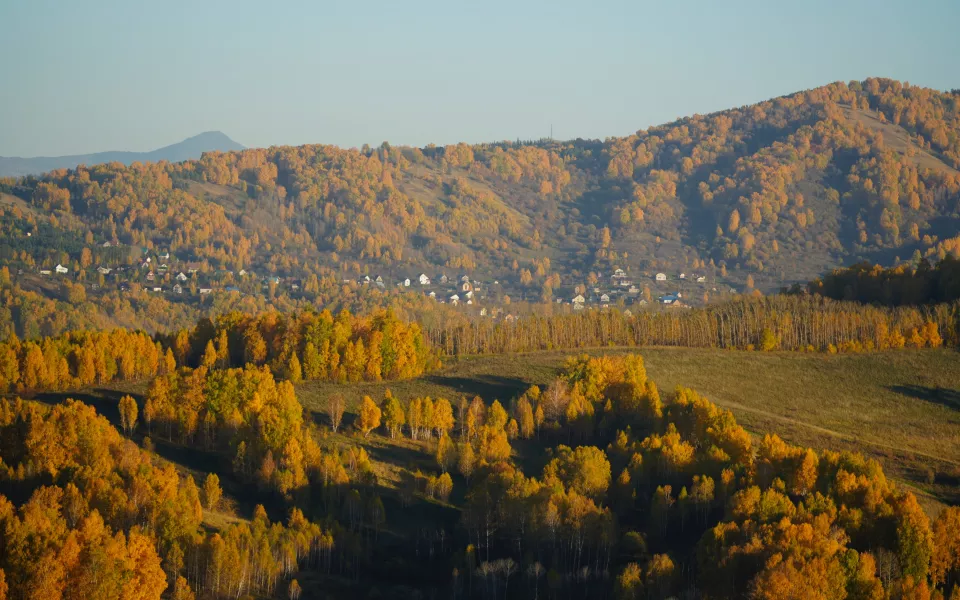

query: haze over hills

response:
[0,131,245,177]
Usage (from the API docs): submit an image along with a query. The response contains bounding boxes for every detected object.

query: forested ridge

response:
[2,77,960,336]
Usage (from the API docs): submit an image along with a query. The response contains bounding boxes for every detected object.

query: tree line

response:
[426,295,957,356]
[0,307,436,394]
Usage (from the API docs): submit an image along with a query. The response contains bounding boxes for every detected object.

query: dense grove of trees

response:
[3,77,960,333]
[428,295,957,355]
[0,398,332,600]
[0,307,434,395]
[161,308,437,383]
[0,327,167,393]
[809,256,960,306]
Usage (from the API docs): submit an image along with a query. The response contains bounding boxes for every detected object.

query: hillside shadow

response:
[364,442,434,474]
[422,374,529,402]
[887,385,960,411]
[31,388,140,425]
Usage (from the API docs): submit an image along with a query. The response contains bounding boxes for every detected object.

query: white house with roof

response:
[679,273,686,279]
[572,294,585,304]
[173,283,183,294]
[428,291,436,299]
[600,293,611,303]
[97,266,112,275]
[176,272,188,281]
[419,273,430,285]
[54,264,69,274]
[402,278,411,287]
[612,268,627,279]
[449,294,460,306]
[697,276,706,283]
[655,273,667,281]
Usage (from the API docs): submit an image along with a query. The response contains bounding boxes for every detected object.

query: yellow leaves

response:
[357,396,381,438]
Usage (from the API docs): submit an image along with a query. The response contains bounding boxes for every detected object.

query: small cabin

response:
[655,273,667,281]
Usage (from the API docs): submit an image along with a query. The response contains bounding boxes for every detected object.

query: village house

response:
[101,241,112,248]
[226,286,240,293]
[572,294,585,304]
[600,293,611,303]
[659,293,679,305]
[460,275,470,283]
[629,285,640,295]
[173,284,183,294]
[176,272,188,281]
[480,307,487,317]
[697,276,706,283]
[449,294,460,306]
[439,274,448,284]
[656,273,667,281]
[151,286,163,293]
[679,273,686,279]
[39,269,52,276]
[199,287,212,295]
[55,264,69,274]
[158,251,170,260]
[402,278,411,287]
[612,268,627,280]
[465,290,474,299]
[186,262,202,274]
[97,266,112,275]
[419,273,430,285]
[461,281,472,292]
[428,291,436,299]
[145,272,155,282]
[238,269,248,277]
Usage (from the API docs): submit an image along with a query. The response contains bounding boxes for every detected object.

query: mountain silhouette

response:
[0,131,245,177]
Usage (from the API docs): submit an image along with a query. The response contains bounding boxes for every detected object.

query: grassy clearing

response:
[298,347,960,509]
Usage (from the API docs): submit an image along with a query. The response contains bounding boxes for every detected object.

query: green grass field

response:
[297,347,960,511]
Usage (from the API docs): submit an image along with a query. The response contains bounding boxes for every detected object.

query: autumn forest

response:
[1,77,960,599]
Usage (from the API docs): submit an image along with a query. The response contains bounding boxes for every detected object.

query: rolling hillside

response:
[1,78,959,335]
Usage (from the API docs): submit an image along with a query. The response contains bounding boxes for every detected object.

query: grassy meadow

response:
[298,347,960,510]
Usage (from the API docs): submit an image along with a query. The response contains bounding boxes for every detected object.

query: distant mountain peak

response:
[0,133,246,178]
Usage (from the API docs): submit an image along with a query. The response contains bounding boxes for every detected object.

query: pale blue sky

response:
[1,0,958,156]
